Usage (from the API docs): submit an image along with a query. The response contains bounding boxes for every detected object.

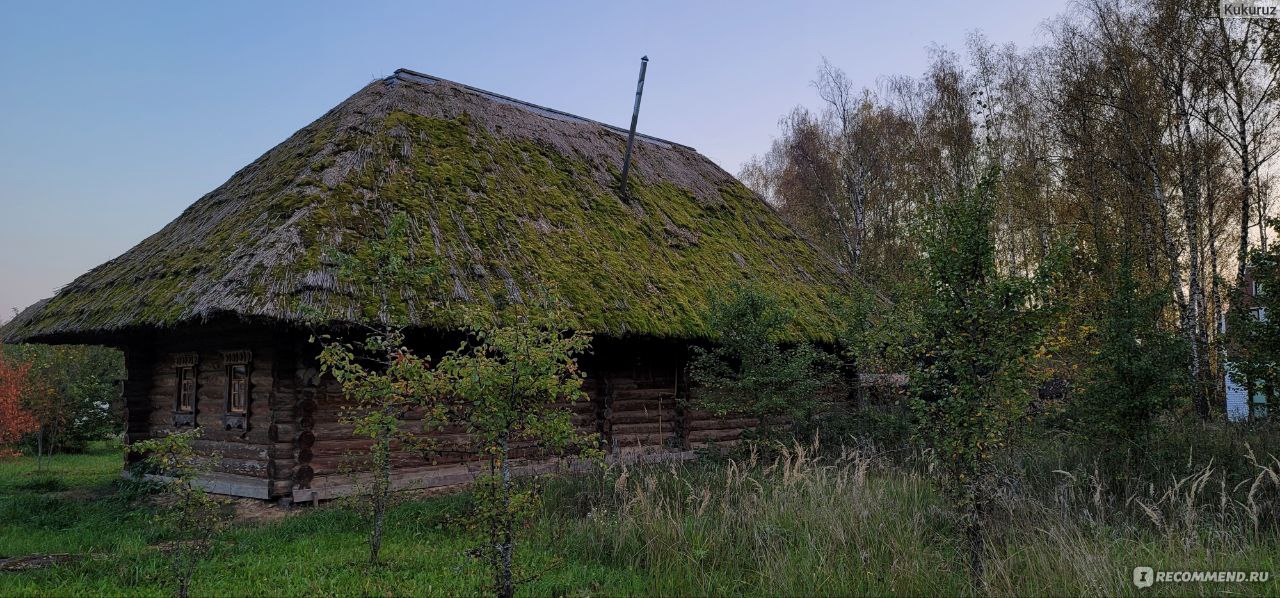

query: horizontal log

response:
[191,440,268,461]
[149,378,177,392]
[138,471,271,500]
[688,429,742,443]
[691,439,742,450]
[212,456,269,478]
[612,433,673,446]
[249,371,274,387]
[612,388,675,400]
[609,410,673,425]
[601,379,639,391]
[269,458,294,477]
[685,409,730,419]
[610,422,674,435]
[268,423,296,443]
[614,444,672,458]
[687,417,757,431]
[610,398,676,412]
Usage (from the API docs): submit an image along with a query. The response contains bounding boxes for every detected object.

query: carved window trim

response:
[222,350,252,432]
[173,353,198,427]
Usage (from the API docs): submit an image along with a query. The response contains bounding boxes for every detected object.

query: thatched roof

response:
[2,69,850,344]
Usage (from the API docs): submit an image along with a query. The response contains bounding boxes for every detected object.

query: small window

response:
[221,350,252,432]
[228,365,248,413]
[172,353,199,427]
[177,367,196,412]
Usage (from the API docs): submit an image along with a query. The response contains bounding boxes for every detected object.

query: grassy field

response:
[1,435,1278,596]
[0,443,643,596]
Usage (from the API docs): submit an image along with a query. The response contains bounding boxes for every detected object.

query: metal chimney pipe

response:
[620,56,648,200]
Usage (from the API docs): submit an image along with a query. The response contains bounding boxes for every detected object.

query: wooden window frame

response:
[173,353,199,427]
[222,350,252,432]
[228,364,249,414]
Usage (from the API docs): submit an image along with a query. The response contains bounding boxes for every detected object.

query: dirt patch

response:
[230,497,294,524]
[60,484,113,503]
[0,554,80,572]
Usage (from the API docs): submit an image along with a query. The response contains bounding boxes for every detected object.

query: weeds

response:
[539,430,1280,596]
[2,427,1277,596]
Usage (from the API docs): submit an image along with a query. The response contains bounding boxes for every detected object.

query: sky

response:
[0,0,1067,322]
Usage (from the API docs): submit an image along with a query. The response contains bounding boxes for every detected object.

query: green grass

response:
[1,436,1278,596]
[0,443,643,597]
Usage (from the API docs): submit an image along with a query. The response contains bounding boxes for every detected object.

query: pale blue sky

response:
[0,0,1065,320]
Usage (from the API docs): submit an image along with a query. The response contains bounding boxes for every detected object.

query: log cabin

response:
[0,69,851,502]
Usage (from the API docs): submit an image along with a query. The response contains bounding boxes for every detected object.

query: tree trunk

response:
[845,356,863,410]
[178,487,195,598]
[496,435,514,598]
[1168,56,1211,419]
[369,421,393,565]
[1209,217,1226,404]
[369,459,388,565]
[965,479,986,589]
[1234,80,1253,284]
[178,557,192,598]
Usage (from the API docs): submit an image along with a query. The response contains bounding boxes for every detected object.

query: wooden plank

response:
[610,422,674,435]
[687,417,757,431]
[688,428,743,443]
[611,388,675,400]
[609,410,674,425]
[612,433,672,446]
[610,398,677,412]
[134,471,271,500]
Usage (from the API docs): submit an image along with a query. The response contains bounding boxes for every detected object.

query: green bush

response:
[689,283,841,441]
[1067,259,1187,442]
[3,344,124,454]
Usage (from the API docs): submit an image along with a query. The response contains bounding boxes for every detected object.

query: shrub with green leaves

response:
[689,284,840,441]
[1070,259,1187,441]
[436,299,602,598]
[315,208,450,565]
[318,326,449,565]
[127,428,230,598]
[906,171,1053,583]
[2,344,124,457]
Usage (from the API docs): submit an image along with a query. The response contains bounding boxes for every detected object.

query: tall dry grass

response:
[537,429,1280,596]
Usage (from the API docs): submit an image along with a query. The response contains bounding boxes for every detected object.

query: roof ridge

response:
[389,68,696,152]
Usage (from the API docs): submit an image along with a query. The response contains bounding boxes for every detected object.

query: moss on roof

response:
[2,70,850,344]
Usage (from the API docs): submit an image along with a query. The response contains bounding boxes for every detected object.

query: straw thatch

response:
[2,69,850,344]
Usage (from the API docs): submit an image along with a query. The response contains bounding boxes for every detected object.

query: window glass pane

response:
[229,365,247,413]
[178,367,195,412]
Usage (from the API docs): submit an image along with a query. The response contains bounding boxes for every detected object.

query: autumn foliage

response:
[0,349,39,458]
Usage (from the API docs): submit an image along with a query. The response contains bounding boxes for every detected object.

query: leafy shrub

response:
[1067,259,1187,441]
[689,283,841,441]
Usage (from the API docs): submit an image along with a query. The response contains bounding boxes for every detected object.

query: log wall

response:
[124,328,281,499]
[295,341,735,502]
[123,329,757,502]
